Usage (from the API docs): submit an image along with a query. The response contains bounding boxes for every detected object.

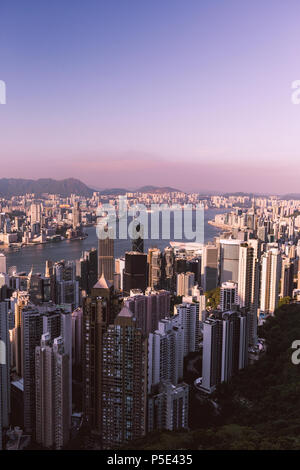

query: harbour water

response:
[2,208,227,274]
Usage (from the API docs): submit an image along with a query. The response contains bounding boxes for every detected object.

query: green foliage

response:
[127,304,300,450]
[205,287,220,309]
[278,296,291,308]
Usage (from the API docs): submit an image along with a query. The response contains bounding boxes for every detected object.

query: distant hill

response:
[137,186,182,194]
[98,188,128,195]
[97,186,183,195]
[280,194,300,200]
[0,178,94,197]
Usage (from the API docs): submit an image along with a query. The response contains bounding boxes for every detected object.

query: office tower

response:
[132,221,144,253]
[280,257,294,298]
[0,302,10,450]
[148,248,162,290]
[72,201,81,228]
[35,335,70,449]
[175,302,200,356]
[237,240,260,346]
[30,203,41,224]
[123,251,147,295]
[44,260,55,302]
[54,261,79,308]
[145,289,171,331]
[163,246,175,292]
[260,248,281,316]
[82,292,111,432]
[148,381,189,433]
[101,307,147,449]
[77,248,98,295]
[114,257,125,291]
[0,253,6,273]
[22,307,43,434]
[220,281,238,311]
[98,223,114,285]
[148,318,184,392]
[42,310,61,340]
[219,239,241,284]
[27,271,44,305]
[176,272,195,296]
[201,245,218,291]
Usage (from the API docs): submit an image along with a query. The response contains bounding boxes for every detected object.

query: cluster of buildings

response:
[1,193,300,450]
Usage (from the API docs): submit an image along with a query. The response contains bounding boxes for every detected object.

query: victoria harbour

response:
[2,208,225,274]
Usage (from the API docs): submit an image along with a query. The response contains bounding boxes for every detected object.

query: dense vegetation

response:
[205,287,220,310]
[127,304,300,450]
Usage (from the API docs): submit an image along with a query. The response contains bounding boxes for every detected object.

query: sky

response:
[0,0,300,193]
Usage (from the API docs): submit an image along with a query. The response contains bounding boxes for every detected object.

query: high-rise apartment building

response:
[148,318,184,392]
[35,334,70,449]
[148,248,162,290]
[22,307,44,434]
[260,248,281,316]
[148,381,189,433]
[176,272,195,297]
[175,302,200,356]
[0,253,6,274]
[237,240,260,346]
[101,307,147,449]
[201,310,249,393]
[0,301,10,450]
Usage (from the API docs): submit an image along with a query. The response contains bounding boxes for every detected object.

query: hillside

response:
[0,178,94,197]
[125,304,300,450]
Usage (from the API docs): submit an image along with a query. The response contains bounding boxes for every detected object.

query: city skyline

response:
[1,1,300,193]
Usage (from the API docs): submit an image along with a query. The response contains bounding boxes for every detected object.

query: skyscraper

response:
[101,307,147,449]
[35,334,70,449]
[237,241,260,345]
[148,248,162,290]
[176,272,195,297]
[148,318,184,392]
[22,307,43,434]
[132,221,144,253]
[175,302,200,356]
[82,292,110,432]
[201,245,218,291]
[97,223,114,285]
[260,248,281,316]
[0,253,6,274]
[220,281,238,311]
[123,251,147,295]
[219,239,241,284]
[0,301,10,450]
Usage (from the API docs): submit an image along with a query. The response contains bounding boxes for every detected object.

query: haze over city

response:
[1,0,300,193]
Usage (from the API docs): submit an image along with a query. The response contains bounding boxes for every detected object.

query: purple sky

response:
[0,0,300,193]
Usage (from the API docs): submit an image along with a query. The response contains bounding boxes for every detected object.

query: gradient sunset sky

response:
[0,0,300,193]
